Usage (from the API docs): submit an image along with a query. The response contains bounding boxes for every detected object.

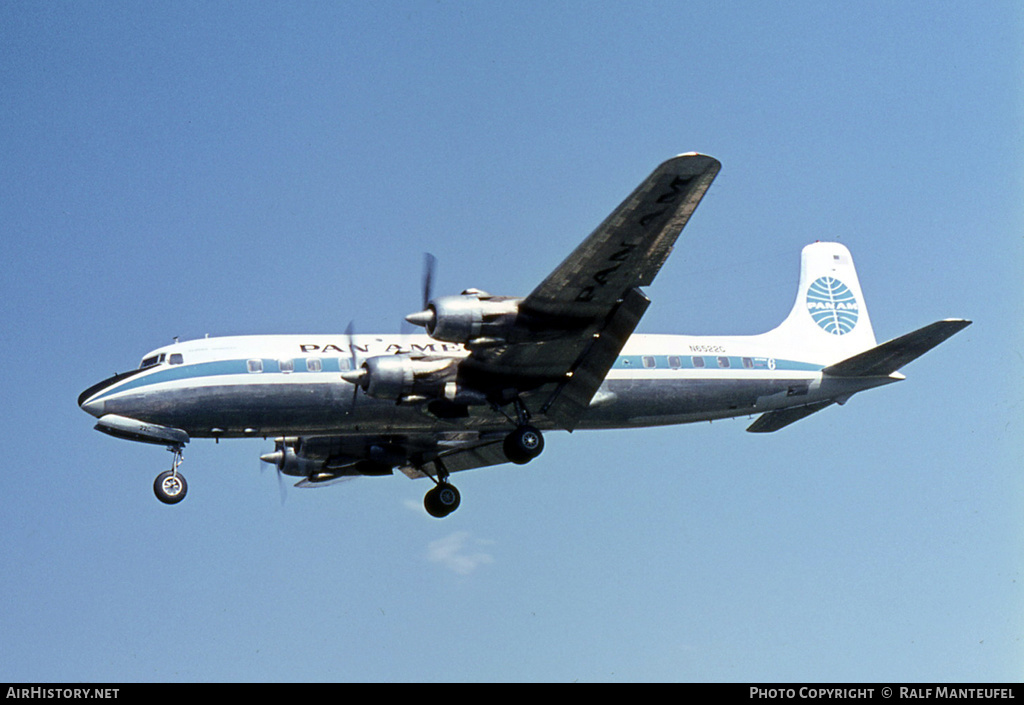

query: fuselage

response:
[78,332,886,440]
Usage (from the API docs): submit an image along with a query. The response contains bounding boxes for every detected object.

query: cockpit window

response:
[169,353,184,365]
[140,354,166,369]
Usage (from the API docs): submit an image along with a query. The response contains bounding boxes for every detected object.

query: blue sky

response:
[1,1,1021,683]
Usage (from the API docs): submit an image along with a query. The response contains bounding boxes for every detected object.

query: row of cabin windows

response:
[142,353,759,374]
[243,355,762,374]
[246,358,354,374]
[626,355,757,370]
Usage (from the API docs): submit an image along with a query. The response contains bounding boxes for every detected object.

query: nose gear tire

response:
[154,470,188,505]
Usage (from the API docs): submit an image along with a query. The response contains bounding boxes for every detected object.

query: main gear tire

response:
[424,482,461,518]
[503,425,544,465]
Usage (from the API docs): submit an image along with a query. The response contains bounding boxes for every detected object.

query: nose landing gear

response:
[153,446,187,505]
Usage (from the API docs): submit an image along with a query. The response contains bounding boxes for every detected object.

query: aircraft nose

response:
[78,368,147,418]
[78,388,105,418]
[78,375,119,418]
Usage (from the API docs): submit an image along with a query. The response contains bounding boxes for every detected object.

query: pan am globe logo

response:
[806,277,859,335]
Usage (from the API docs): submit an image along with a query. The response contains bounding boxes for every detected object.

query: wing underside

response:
[461,153,721,431]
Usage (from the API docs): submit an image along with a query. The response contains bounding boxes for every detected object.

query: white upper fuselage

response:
[79,330,877,440]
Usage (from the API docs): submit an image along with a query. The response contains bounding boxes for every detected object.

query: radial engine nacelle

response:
[341,354,460,403]
[404,290,520,346]
[261,438,396,480]
[260,439,322,477]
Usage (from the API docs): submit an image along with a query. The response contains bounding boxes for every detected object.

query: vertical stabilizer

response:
[758,242,877,364]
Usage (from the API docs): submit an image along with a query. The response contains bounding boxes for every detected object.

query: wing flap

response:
[539,287,650,430]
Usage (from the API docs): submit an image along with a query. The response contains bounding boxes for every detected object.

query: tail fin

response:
[758,242,877,365]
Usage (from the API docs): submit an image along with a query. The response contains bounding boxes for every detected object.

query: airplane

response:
[77,153,970,517]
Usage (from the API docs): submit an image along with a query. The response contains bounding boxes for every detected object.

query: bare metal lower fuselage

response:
[79,333,895,441]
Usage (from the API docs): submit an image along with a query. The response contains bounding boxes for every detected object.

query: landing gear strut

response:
[154,446,187,505]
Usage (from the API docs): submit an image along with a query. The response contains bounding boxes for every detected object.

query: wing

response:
[460,153,720,429]
[296,155,721,484]
[523,153,721,320]
[398,435,509,479]
[279,431,510,485]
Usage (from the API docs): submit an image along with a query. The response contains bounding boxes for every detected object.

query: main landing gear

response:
[501,396,545,465]
[422,399,545,519]
[424,481,461,518]
[422,456,461,518]
[153,445,187,505]
[503,424,544,465]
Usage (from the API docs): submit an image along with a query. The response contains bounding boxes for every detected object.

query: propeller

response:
[405,252,437,330]
[422,252,436,310]
[258,439,289,505]
[340,321,365,409]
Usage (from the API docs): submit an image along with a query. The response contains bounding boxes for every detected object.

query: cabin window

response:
[339,357,351,372]
[642,356,656,369]
[306,358,322,372]
[668,355,682,369]
[247,359,263,373]
[691,356,705,368]
[742,357,754,369]
[169,353,184,365]
[279,359,294,374]
[717,356,731,368]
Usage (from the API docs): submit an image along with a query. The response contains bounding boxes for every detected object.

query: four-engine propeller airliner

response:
[78,153,970,517]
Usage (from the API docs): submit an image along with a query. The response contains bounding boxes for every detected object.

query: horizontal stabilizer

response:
[823,319,971,378]
[747,401,835,433]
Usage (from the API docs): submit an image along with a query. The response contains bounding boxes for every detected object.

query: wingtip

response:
[664,152,722,172]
